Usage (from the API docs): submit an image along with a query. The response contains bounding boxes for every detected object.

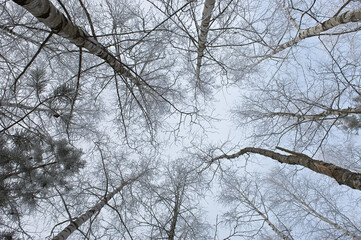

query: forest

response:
[1,0,361,239]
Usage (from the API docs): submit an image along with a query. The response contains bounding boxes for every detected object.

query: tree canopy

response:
[1,0,361,239]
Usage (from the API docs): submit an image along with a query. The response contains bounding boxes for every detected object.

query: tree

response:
[0,132,84,239]
[5,0,195,145]
[52,169,148,240]
[219,173,293,240]
[205,146,361,190]
[218,167,361,240]
[134,159,210,239]
[266,167,361,239]
[11,0,137,83]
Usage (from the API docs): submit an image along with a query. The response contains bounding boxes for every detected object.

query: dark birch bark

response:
[167,184,184,240]
[211,147,361,191]
[168,194,180,240]
[12,0,140,85]
[196,0,215,81]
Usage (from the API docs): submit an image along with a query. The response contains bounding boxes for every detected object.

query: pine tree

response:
[0,131,84,215]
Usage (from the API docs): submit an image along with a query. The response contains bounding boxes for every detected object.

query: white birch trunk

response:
[268,107,361,121]
[52,173,144,240]
[196,0,215,81]
[258,8,361,63]
[12,0,140,85]
[52,184,124,240]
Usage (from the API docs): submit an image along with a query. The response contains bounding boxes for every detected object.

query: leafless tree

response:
[219,173,294,240]
[266,167,361,239]
[2,0,361,239]
[134,158,210,239]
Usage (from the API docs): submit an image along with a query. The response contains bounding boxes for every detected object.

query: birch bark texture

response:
[52,178,137,240]
[261,8,361,60]
[12,0,139,85]
[196,0,216,81]
[211,147,361,191]
[266,107,361,121]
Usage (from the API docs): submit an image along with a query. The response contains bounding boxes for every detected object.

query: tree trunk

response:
[52,173,145,240]
[268,107,361,121]
[196,0,216,81]
[167,195,180,240]
[258,8,361,62]
[167,184,184,240]
[212,147,361,191]
[12,0,140,85]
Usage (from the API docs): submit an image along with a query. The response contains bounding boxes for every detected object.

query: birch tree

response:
[52,169,148,240]
[219,174,293,240]
[217,168,361,240]
[232,64,361,151]
[255,7,361,64]
[266,168,361,239]
[11,0,138,84]
[195,0,216,83]
[6,0,196,144]
[205,146,361,190]
[134,159,210,239]
[1,0,200,237]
